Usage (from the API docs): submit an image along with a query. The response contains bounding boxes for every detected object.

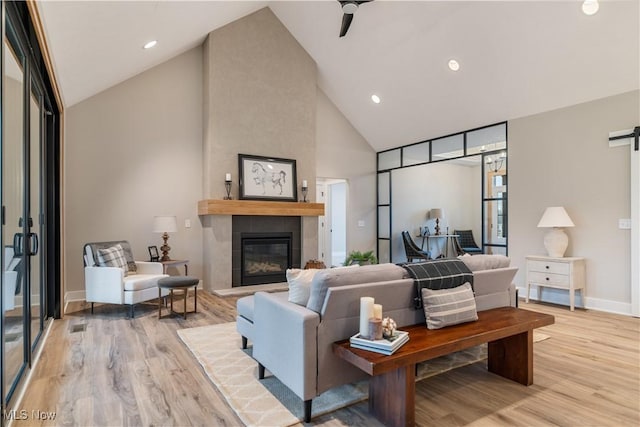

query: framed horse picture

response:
[238,154,298,202]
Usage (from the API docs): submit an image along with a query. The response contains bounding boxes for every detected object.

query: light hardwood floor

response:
[11,293,640,427]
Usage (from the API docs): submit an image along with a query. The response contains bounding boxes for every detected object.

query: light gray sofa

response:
[238,255,517,422]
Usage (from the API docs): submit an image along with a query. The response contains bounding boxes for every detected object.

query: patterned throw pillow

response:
[97,244,129,276]
[421,282,478,330]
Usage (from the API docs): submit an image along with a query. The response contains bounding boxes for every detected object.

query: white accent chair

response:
[84,241,169,317]
[4,246,21,312]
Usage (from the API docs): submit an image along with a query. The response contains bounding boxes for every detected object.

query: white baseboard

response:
[518,286,632,316]
[64,280,204,308]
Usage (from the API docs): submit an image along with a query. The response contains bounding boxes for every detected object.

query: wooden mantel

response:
[198,199,324,216]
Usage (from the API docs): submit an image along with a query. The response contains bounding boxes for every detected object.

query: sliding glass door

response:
[2,20,28,403]
[1,0,60,410]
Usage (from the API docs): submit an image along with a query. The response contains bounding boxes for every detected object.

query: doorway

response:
[317,179,347,267]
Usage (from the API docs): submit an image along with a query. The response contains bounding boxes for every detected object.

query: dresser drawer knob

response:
[545,277,550,281]
[545,265,550,269]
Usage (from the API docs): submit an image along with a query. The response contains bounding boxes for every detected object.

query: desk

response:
[419,234,460,258]
[159,259,189,275]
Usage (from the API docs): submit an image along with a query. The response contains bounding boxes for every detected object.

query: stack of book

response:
[349,331,409,355]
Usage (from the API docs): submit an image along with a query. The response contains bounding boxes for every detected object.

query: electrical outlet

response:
[358,220,365,227]
[618,218,631,229]
[185,219,191,228]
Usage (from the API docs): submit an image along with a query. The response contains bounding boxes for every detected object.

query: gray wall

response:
[316,89,377,255]
[64,47,204,297]
[203,7,317,200]
[62,9,381,299]
[509,90,639,314]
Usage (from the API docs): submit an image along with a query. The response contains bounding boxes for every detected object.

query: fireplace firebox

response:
[240,232,292,285]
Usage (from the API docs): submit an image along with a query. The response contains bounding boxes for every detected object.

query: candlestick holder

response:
[301,186,308,203]
[224,180,232,200]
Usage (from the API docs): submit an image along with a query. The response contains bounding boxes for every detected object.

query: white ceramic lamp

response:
[537,207,575,257]
[153,215,178,261]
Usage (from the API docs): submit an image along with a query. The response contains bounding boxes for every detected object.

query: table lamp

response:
[153,215,178,261]
[429,208,443,235]
[537,207,574,257]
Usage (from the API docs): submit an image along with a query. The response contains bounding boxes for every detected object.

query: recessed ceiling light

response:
[448,59,460,71]
[582,0,599,16]
[143,40,157,49]
[371,94,381,104]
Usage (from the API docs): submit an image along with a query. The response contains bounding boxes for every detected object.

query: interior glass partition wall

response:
[376,122,508,262]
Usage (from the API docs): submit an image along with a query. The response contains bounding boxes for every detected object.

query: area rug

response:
[178,323,550,427]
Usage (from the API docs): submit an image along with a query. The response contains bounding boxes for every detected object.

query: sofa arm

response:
[135,261,164,275]
[252,291,320,401]
[85,266,125,304]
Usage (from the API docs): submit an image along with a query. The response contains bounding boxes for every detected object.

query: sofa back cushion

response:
[458,254,510,271]
[306,263,407,313]
[472,266,518,297]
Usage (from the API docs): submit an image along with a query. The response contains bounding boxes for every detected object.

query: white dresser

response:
[525,255,586,311]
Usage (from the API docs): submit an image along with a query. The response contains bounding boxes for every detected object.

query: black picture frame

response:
[148,246,159,262]
[238,154,298,202]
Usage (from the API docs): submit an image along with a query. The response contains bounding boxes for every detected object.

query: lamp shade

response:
[537,207,575,228]
[152,215,178,233]
[429,208,443,220]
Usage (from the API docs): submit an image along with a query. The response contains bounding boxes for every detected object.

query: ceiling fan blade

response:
[339,13,354,37]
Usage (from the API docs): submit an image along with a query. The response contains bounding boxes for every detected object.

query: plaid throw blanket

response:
[401,259,474,309]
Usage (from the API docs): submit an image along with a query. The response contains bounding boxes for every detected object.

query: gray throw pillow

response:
[421,282,478,329]
[97,244,129,276]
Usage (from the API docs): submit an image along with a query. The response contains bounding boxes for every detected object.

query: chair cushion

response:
[97,244,129,276]
[421,282,478,329]
[123,274,167,291]
[287,268,320,306]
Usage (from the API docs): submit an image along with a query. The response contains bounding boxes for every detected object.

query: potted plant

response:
[343,250,378,266]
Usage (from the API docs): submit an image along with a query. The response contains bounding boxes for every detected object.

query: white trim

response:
[518,286,632,316]
[631,141,639,317]
[65,290,86,303]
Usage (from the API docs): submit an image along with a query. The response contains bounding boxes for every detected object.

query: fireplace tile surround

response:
[200,200,321,291]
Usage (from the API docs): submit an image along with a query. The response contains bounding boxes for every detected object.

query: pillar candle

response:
[225,173,231,181]
[373,304,382,320]
[368,318,383,340]
[359,297,374,338]
[302,180,308,188]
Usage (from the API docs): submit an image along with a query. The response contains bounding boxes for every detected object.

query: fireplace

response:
[231,215,302,287]
[240,232,292,285]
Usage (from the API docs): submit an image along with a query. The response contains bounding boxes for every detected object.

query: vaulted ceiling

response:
[37,1,639,151]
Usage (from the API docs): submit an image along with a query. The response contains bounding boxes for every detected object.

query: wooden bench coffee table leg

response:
[488,329,533,385]
[369,364,416,427]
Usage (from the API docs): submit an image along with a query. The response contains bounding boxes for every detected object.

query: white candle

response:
[302,180,308,188]
[359,297,375,338]
[373,304,382,320]
[225,173,231,181]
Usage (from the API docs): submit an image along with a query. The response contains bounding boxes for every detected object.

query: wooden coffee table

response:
[333,307,554,427]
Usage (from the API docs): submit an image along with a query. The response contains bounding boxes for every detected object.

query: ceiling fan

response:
[338,1,373,38]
